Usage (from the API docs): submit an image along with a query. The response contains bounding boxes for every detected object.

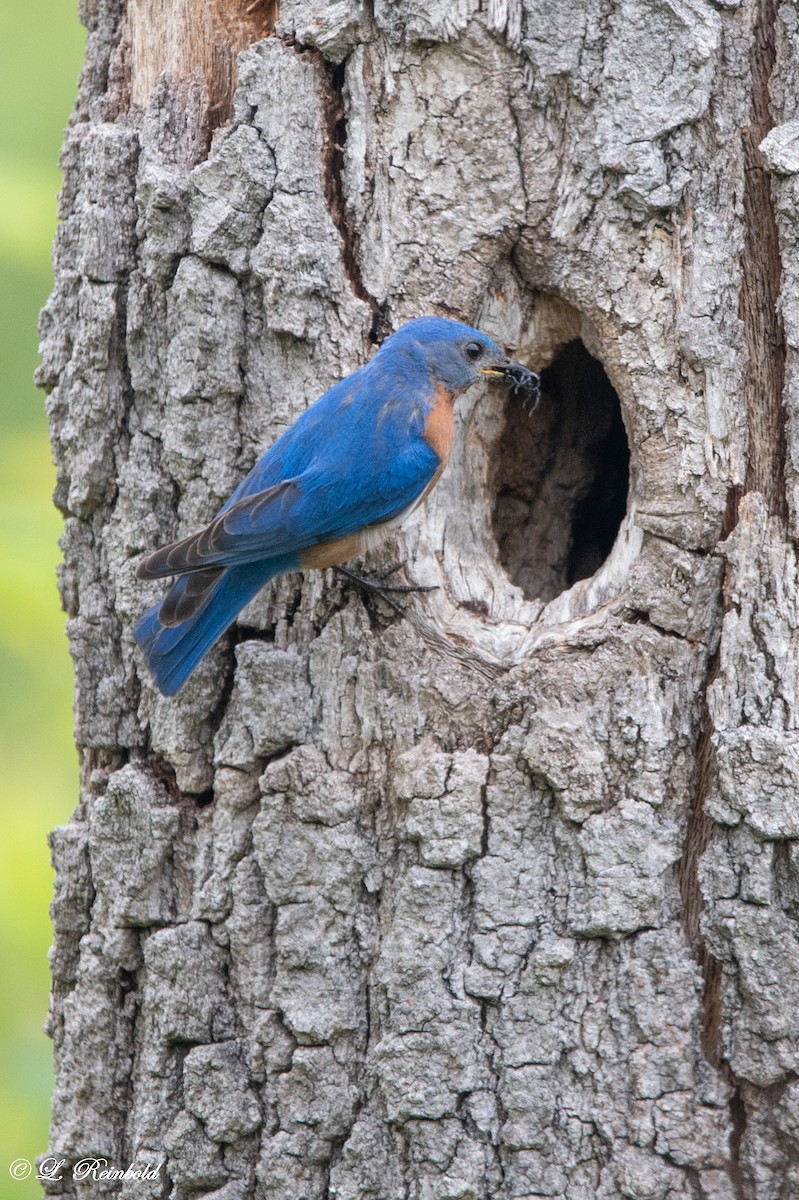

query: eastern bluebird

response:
[135,316,538,695]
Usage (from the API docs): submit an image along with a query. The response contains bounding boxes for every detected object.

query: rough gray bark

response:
[39,2,799,1198]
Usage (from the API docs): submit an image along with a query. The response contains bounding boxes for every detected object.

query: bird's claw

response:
[334,563,438,613]
[364,561,438,592]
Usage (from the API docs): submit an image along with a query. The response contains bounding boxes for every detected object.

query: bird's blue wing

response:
[216,348,433,512]
[211,433,439,564]
[220,372,370,510]
[182,433,438,567]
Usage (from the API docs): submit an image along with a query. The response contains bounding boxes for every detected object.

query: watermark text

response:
[10,1157,162,1184]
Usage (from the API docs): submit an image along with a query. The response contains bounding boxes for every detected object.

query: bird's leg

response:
[360,561,438,591]
[334,562,438,613]
[335,562,438,594]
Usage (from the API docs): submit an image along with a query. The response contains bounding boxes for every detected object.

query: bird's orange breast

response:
[299,532,365,570]
[422,383,456,465]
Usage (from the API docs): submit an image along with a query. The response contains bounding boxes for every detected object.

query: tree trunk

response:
[39,2,799,1198]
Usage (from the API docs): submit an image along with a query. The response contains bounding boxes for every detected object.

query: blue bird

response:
[134,316,538,695]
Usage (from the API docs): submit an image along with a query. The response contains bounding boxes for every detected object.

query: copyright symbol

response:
[9,1160,32,1180]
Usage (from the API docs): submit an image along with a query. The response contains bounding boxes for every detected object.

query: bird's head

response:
[380,316,538,402]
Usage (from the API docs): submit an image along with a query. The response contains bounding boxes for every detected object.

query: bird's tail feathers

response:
[134,557,295,696]
[159,567,224,626]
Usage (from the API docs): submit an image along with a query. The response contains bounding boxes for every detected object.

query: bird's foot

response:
[335,563,437,614]
[351,560,438,592]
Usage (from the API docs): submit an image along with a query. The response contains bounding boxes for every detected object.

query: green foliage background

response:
[0,2,85,1195]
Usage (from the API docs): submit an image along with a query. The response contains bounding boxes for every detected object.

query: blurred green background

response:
[0,1,85,1196]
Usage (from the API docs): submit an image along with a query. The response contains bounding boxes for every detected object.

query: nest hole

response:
[491,339,630,604]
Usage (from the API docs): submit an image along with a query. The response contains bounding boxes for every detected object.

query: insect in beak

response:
[481,361,541,412]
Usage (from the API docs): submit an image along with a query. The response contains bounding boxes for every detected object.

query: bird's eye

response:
[463,341,484,361]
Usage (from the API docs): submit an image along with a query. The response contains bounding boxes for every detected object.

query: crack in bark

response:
[321,58,380,323]
[720,4,787,1189]
[675,0,787,1119]
[728,1084,748,1200]
[677,651,718,953]
[740,0,787,523]
[674,5,787,1190]
[676,478,749,1195]
[674,589,751,1200]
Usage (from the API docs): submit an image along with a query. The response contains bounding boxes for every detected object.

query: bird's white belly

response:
[358,500,418,554]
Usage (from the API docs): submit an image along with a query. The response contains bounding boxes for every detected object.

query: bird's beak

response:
[481,357,541,409]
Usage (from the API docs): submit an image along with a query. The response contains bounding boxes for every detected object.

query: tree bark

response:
[39,2,799,1198]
